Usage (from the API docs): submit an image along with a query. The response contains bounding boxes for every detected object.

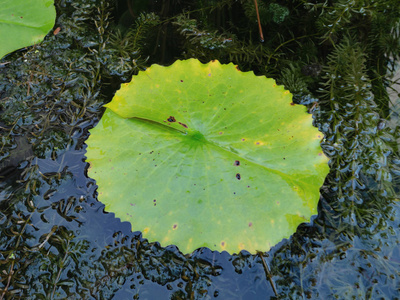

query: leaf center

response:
[189,130,207,143]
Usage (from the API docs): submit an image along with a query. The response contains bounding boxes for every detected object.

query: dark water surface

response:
[1,0,400,299]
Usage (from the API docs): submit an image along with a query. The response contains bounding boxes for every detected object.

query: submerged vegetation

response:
[0,0,399,298]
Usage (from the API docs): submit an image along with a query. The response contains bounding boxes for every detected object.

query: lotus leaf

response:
[0,0,56,59]
[86,59,329,254]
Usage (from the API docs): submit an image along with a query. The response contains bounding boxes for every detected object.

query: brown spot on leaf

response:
[167,116,176,122]
[249,222,253,227]
[290,102,295,106]
[236,173,241,180]
[234,160,240,166]
[179,122,188,128]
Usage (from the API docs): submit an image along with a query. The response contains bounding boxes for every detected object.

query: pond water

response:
[1,0,400,299]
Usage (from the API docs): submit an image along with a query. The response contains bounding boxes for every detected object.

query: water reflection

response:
[1,79,398,299]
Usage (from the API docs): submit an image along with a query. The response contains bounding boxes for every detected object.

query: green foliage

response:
[173,14,234,53]
[86,59,329,254]
[279,63,312,95]
[299,0,400,116]
[241,1,289,25]
[316,37,398,234]
[106,12,160,78]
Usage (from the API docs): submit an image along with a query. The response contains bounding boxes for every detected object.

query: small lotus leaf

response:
[0,0,56,59]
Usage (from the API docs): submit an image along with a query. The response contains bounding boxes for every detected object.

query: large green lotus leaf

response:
[0,0,56,59]
[86,59,329,254]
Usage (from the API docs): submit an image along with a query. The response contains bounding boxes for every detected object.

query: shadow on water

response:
[1,0,400,299]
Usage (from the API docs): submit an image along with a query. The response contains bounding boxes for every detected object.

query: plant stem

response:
[253,0,264,42]
[257,251,278,297]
